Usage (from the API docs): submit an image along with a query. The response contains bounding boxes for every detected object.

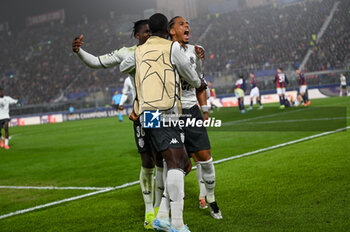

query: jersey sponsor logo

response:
[143,110,161,128]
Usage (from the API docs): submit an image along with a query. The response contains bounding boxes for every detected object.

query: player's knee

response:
[140,152,155,169]
[195,149,211,162]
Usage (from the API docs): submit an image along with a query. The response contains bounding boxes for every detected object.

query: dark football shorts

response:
[114,104,120,111]
[341,85,347,90]
[180,105,211,154]
[133,119,153,154]
[143,124,185,153]
[0,119,9,129]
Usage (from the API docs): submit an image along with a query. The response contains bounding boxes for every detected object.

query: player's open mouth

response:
[184,30,190,39]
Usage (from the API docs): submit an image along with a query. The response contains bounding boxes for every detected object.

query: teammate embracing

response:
[73,20,165,230]
[168,15,222,219]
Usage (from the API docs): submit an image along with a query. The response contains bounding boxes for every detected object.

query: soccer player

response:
[207,81,218,111]
[339,73,348,97]
[111,90,123,121]
[273,68,289,109]
[248,72,263,110]
[120,13,207,232]
[235,74,247,113]
[73,20,165,230]
[295,68,310,106]
[0,88,18,150]
[165,15,222,220]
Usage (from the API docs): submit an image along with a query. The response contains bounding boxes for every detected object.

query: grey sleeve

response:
[171,42,201,88]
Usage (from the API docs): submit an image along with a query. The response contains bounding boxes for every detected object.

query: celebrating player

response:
[339,73,348,97]
[235,73,247,114]
[121,13,207,232]
[295,68,310,106]
[273,68,289,109]
[73,20,165,230]
[0,88,19,150]
[166,15,222,220]
[248,72,263,110]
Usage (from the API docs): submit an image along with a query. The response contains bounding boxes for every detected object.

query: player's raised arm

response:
[120,53,136,74]
[72,34,122,69]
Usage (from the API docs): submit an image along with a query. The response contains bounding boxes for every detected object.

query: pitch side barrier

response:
[9,106,133,127]
[8,82,338,127]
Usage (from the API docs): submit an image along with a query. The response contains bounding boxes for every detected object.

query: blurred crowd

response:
[192,0,335,74]
[0,0,348,105]
[306,0,350,71]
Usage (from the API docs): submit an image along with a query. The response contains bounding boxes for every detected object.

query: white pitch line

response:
[222,108,311,126]
[0,188,113,220]
[0,126,348,220]
[237,116,350,125]
[214,126,350,165]
[0,186,110,191]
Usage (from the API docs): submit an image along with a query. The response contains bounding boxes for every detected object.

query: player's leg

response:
[194,149,222,219]
[257,96,263,109]
[340,86,343,97]
[133,120,156,229]
[3,120,10,149]
[191,154,207,209]
[154,152,164,214]
[116,105,123,121]
[153,159,171,231]
[249,96,253,110]
[0,121,3,148]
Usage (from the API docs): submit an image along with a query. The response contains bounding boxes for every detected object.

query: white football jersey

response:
[0,96,18,120]
[120,76,136,105]
[340,76,346,86]
[98,46,137,68]
[179,44,203,109]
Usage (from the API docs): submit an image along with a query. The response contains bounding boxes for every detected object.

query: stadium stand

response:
[0,0,348,106]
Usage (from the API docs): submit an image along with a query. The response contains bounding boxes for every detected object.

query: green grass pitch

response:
[0,97,349,231]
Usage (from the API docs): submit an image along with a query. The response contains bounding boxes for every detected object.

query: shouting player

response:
[295,68,310,106]
[248,72,263,110]
[0,88,19,150]
[73,20,165,230]
[167,15,222,220]
[274,68,289,109]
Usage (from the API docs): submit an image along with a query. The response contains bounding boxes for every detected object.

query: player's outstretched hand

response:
[129,111,138,121]
[119,105,124,110]
[72,35,84,53]
[195,45,205,60]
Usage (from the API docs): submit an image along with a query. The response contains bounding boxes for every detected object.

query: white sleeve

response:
[120,78,134,105]
[171,42,201,88]
[7,97,18,104]
[77,48,122,69]
[120,53,136,74]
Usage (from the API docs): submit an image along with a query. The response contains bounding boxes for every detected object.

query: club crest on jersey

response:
[190,57,195,64]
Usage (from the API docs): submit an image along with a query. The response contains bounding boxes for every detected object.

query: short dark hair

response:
[169,16,181,29]
[133,19,148,37]
[149,13,168,34]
